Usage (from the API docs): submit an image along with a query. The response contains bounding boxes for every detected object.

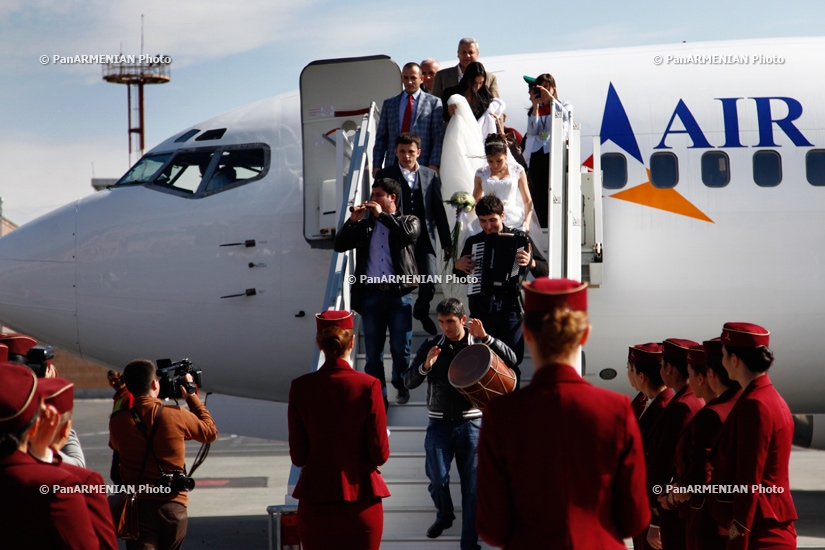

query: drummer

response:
[404,297,516,550]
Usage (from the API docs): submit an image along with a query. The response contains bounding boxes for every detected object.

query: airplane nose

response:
[0,201,79,353]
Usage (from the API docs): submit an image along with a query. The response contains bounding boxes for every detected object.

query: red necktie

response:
[401,94,413,133]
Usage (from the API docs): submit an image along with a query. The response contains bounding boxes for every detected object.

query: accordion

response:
[467,232,530,295]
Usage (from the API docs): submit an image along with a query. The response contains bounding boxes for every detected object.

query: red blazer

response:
[288,358,390,502]
[476,364,650,549]
[631,391,647,420]
[59,459,118,550]
[638,388,673,450]
[675,388,741,490]
[708,375,797,548]
[647,386,704,503]
[0,450,99,549]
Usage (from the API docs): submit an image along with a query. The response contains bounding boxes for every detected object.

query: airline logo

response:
[584,83,814,223]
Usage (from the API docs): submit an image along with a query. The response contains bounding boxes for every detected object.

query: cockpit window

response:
[115,144,269,198]
[116,153,172,185]
[203,148,267,195]
[152,150,217,194]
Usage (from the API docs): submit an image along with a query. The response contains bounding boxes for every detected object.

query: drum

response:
[448,344,516,408]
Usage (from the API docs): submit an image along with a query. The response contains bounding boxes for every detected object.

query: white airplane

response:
[0,37,823,447]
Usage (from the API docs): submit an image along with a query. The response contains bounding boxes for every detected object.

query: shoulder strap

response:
[129,406,163,485]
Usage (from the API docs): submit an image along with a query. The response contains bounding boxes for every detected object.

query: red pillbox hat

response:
[0,364,40,432]
[38,377,74,414]
[703,338,723,365]
[721,322,769,348]
[523,278,587,313]
[663,338,699,362]
[315,310,354,331]
[628,342,663,368]
[0,333,37,356]
[686,345,706,368]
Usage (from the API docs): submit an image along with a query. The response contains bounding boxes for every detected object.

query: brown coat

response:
[109,394,218,506]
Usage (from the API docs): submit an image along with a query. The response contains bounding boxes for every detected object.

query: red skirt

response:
[297,498,383,550]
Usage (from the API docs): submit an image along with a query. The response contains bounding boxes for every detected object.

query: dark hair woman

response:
[476,278,650,548]
[705,323,797,549]
[442,61,493,122]
[472,133,533,231]
[661,340,742,550]
[523,73,573,229]
[288,310,390,549]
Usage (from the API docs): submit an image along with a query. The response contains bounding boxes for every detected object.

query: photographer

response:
[109,359,218,550]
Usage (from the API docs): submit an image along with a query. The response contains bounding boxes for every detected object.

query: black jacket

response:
[333,211,420,313]
[404,331,517,422]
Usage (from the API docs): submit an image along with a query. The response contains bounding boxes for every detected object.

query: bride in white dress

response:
[473,133,533,232]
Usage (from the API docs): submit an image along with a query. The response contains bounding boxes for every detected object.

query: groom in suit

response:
[373,63,444,176]
[377,132,452,336]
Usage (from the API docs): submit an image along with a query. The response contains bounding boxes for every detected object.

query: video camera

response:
[155,358,203,400]
[14,345,54,378]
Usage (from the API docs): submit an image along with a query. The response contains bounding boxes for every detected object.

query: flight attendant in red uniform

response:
[659,340,741,550]
[628,342,670,550]
[288,310,391,550]
[627,346,649,419]
[707,323,797,549]
[476,278,650,549]
[646,338,704,550]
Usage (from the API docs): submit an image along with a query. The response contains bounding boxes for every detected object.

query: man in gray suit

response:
[431,38,500,100]
[373,63,444,176]
[376,132,451,338]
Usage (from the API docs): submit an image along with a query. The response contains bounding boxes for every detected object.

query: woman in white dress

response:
[473,133,533,231]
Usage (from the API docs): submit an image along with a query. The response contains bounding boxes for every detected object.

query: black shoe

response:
[395,388,410,405]
[414,309,438,335]
[426,517,454,538]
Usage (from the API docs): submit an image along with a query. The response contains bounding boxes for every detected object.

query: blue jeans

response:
[361,288,413,401]
[424,417,481,550]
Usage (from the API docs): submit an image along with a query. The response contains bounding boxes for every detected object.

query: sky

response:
[0,0,822,225]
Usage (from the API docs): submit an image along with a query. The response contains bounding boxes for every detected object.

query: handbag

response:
[113,492,139,540]
[113,406,163,540]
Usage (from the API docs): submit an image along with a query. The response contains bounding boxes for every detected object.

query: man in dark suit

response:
[476,278,650,548]
[373,62,444,175]
[377,132,451,335]
[430,38,500,99]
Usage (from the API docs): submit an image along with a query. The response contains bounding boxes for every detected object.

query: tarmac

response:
[71,398,825,550]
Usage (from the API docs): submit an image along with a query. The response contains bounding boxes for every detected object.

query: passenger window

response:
[650,152,679,188]
[116,153,173,185]
[806,150,825,186]
[203,147,268,195]
[601,153,627,189]
[753,150,782,187]
[152,150,216,194]
[701,151,730,188]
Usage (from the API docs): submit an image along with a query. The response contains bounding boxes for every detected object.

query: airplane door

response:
[300,56,402,246]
